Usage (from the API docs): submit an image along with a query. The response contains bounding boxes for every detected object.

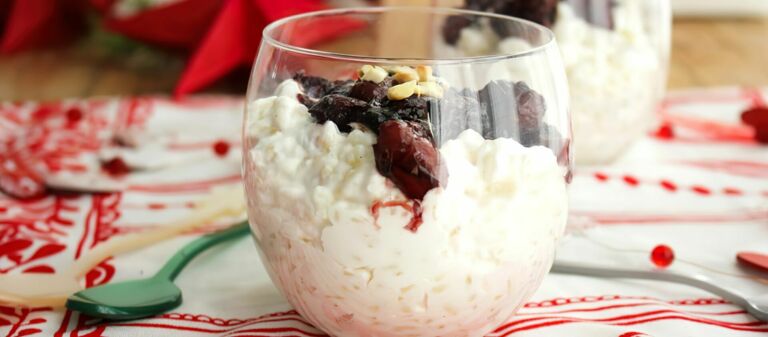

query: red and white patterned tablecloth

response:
[1,88,767,337]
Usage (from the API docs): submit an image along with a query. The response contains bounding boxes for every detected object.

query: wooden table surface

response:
[0,18,766,101]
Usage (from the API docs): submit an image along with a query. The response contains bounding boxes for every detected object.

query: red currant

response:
[65,107,83,124]
[101,157,131,177]
[650,244,675,268]
[654,123,674,140]
[212,140,230,157]
[741,106,768,144]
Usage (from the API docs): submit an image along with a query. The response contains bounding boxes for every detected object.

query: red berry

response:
[741,106,768,124]
[349,81,387,103]
[755,129,768,144]
[650,244,675,268]
[293,72,332,99]
[741,106,768,144]
[65,107,83,124]
[654,123,674,140]
[0,152,46,199]
[101,157,131,177]
[442,15,473,44]
[213,140,230,157]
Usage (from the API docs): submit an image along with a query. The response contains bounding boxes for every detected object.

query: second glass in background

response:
[437,0,671,164]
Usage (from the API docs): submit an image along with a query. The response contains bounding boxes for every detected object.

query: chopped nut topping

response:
[416,65,434,82]
[391,66,420,83]
[360,65,388,83]
[387,80,418,100]
[359,65,373,76]
[415,81,444,98]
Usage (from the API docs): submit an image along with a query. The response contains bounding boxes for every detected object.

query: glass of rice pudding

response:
[243,7,571,337]
[441,0,671,164]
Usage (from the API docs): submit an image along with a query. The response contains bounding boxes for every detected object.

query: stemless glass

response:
[556,0,670,164]
[243,7,570,337]
[439,0,671,164]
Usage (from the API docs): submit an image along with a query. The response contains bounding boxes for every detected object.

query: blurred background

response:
[0,0,766,101]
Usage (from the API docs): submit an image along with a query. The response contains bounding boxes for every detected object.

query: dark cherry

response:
[359,106,394,132]
[373,120,447,201]
[479,81,546,125]
[447,0,558,40]
[519,123,542,147]
[490,0,559,32]
[297,94,317,108]
[293,72,331,98]
[326,80,356,96]
[308,94,369,133]
[101,157,131,177]
[433,89,485,142]
[568,0,615,29]
[465,0,495,11]
[387,96,431,121]
[477,81,509,139]
[349,81,387,103]
[477,80,547,140]
[442,15,473,44]
[514,81,546,129]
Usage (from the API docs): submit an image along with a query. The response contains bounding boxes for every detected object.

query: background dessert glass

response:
[243,7,571,337]
[441,0,671,164]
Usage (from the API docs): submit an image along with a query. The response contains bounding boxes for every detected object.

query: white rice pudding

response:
[551,0,660,164]
[454,0,661,164]
[244,80,568,337]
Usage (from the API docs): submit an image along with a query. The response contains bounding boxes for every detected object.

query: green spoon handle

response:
[154,220,250,281]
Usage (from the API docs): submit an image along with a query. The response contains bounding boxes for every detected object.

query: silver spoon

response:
[551,260,768,322]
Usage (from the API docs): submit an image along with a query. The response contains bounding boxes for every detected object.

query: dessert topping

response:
[415,65,434,82]
[295,64,564,201]
[415,81,444,98]
[389,66,420,83]
[359,65,389,83]
[387,80,418,101]
[373,120,447,201]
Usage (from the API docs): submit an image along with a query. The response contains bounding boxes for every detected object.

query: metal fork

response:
[552,260,768,322]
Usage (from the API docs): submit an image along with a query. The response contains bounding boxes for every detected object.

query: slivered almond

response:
[415,81,444,98]
[391,66,419,83]
[415,65,433,82]
[387,80,418,100]
[360,65,388,83]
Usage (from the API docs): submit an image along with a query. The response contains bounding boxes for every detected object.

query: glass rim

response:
[261,6,556,65]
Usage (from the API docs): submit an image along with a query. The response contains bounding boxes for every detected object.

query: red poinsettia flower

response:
[96,0,223,49]
[0,0,87,53]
